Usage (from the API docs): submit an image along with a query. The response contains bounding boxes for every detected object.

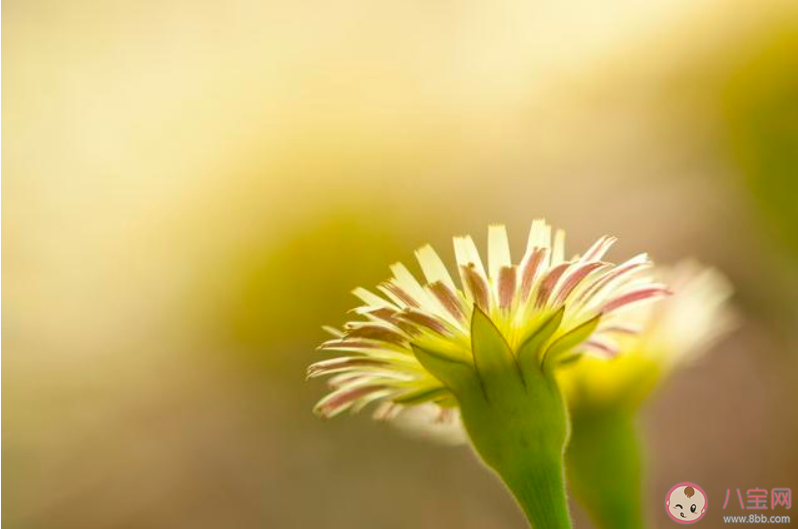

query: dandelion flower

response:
[308,220,669,528]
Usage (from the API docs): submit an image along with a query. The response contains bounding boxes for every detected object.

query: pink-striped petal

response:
[602,286,671,313]
[581,235,617,262]
[307,357,388,378]
[344,323,408,345]
[583,338,619,357]
[315,385,387,418]
[519,247,548,301]
[395,308,452,336]
[535,262,571,308]
[575,254,651,305]
[598,324,642,335]
[378,282,421,308]
[553,261,607,306]
[428,281,467,323]
[460,264,490,311]
[498,265,517,309]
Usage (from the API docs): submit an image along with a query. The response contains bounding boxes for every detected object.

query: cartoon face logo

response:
[666,482,707,524]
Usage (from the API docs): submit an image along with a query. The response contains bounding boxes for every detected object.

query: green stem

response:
[496,449,572,529]
[412,307,576,528]
[458,377,572,529]
[566,408,643,529]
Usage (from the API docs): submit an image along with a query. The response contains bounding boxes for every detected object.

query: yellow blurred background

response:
[3,0,798,527]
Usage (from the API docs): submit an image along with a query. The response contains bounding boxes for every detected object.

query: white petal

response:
[415,245,456,291]
[352,287,395,309]
[390,262,430,304]
[552,229,566,265]
[453,235,486,279]
[526,219,552,252]
[488,224,511,281]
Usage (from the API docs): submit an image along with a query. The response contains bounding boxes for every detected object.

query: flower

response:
[309,220,669,422]
[558,259,736,409]
[630,260,736,371]
[559,260,735,529]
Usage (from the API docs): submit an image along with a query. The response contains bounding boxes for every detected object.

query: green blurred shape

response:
[223,212,410,367]
[560,355,660,529]
[722,22,798,256]
[567,409,643,529]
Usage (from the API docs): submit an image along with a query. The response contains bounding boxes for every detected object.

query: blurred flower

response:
[639,261,736,368]
[308,220,668,422]
[561,260,735,529]
[558,260,736,410]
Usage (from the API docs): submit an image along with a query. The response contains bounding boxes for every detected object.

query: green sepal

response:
[470,305,525,400]
[410,343,477,398]
[517,306,565,376]
[393,385,450,405]
[542,313,602,370]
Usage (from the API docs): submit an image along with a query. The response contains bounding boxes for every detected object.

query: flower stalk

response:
[460,364,572,529]
[559,355,658,529]
[567,407,643,529]
[413,307,590,528]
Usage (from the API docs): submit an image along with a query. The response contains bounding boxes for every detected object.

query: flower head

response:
[630,260,736,370]
[558,260,736,409]
[309,220,669,422]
